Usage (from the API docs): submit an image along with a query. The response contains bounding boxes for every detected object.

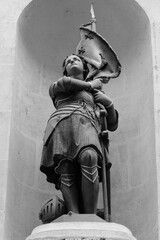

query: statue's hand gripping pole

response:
[99,109,112,222]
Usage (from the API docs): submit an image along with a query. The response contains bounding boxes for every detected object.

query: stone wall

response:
[0,0,31,239]
[0,0,160,240]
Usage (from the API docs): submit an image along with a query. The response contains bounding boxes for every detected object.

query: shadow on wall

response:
[4,0,158,240]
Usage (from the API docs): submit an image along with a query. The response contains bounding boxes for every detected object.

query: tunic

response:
[40,79,118,188]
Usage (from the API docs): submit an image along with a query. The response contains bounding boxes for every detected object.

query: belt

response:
[57,100,95,110]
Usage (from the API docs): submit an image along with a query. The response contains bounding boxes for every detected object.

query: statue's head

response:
[62,54,89,80]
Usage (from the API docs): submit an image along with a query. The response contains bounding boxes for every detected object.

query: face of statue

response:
[65,55,84,78]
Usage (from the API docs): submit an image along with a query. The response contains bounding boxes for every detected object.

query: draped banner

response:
[76,23,121,82]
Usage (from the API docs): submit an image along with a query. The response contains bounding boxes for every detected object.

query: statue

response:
[40,4,121,222]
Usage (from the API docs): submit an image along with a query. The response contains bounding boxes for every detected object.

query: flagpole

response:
[90,3,96,31]
[90,3,112,222]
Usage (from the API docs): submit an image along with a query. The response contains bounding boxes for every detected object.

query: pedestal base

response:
[26,213,137,240]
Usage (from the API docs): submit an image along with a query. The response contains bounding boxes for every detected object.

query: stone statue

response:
[40,4,121,219]
[40,53,118,214]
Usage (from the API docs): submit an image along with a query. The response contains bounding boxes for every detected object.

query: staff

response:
[90,3,96,31]
[90,3,112,222]
[99,109,112,222]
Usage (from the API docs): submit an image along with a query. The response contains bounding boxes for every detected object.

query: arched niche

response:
[4,0,158,240]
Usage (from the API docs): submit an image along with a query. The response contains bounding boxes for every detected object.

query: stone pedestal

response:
[26,213,137,240]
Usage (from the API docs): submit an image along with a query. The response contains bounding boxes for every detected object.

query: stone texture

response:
[26,214,137,240]
[0,111,10,160]
[0,0,160,240]
[4,171,53,239]
[12,81,53,140]
[8,125,36,186]
[0,161,8,211]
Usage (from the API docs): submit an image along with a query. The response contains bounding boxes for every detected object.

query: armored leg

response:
[56,160,79,213]
[78,147,99,214]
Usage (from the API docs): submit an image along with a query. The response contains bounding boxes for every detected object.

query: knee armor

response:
[60,173,76,187]
[55,160,77,187]
[78,147,99,183]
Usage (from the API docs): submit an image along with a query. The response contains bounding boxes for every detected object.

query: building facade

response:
[0,0,160,239]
